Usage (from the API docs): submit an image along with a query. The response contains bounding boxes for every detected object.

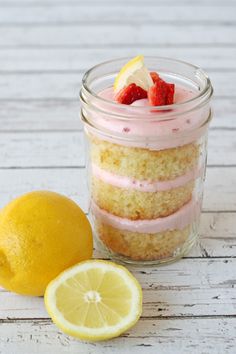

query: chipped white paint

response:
[0,98,235,131]
[1,5,236,24]
[0,167,235,212]
[0,24,236,47]
[0,259,236,319]
[0,48,236,72]
[0,0,235,353]
[0,129,234,167]
[0,71,234,99]
[0,318,235,354]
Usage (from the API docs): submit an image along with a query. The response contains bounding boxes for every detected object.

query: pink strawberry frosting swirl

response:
[92,164,202,192]
[84,86,210,151]
[91,199,200,234]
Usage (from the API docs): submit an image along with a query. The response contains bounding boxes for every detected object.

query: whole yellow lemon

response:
[0,191,93,296]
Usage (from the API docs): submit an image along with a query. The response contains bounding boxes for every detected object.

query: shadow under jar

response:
[80,57,213,265]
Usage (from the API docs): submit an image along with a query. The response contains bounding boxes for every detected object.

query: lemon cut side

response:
[45,260,142,341]
[114,55,153,92]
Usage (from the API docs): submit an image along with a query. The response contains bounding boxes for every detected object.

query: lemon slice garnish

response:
[45,260,142,341]
[114,55,153,92]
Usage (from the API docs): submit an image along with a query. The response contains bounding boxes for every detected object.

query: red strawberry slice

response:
[115,83,147,105]
[148,78,175,106]
[148,80,168,106]
[166,83,175,105]
[150,71,160,84]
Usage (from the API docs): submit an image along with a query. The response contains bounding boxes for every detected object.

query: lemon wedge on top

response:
[45,260,142,341]
[114,55,153,92]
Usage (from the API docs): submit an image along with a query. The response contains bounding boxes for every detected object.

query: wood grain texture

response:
[0,5,236,24]
[0,0,235,5]
[0,100,80,131]
[1,47,236,71]
[0,132,85,167]
[0,71,233,99]
[198,213,236,257]
[0,97,235,131]
[0,167,235,212]
[0,168,88,210]
[0,318,235,354]
[0,25,236,47]
[0,129,233,168]
[0,258,236,319]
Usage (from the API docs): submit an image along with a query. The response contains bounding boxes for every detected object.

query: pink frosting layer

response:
[92,164,202,192]
[91,199,200,234]
[86,86,210,150]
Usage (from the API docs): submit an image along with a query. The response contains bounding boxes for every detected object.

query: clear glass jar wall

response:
[80,57,213,265]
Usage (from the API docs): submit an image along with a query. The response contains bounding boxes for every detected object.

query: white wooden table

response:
[0,0,235,353]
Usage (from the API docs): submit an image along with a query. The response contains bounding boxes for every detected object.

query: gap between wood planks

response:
[0,165,235,170]
[0,0,235,6]
[0,22,235,39]
[1,314,236,324]
[1,43,236,49]
[0,71,231,98]
[0,4,236,24]
[1,21,236,27]
[0,26,235,47]
[0,68,236,74]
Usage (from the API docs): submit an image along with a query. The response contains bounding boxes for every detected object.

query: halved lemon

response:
[44,260,142,341]
[114,55,153,92]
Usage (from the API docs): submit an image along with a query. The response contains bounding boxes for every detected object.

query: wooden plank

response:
[0,71,232,99]
[0,157,235,256]
[0,130,233,168]
[0,73,82,99]
[0,25,236,47]
[0,132,85,168]
[0,100,80,131]
[0,97,234,131]
[0,318,235,354]
[197,212,236,258]
[212,98,236,128]
[0,0,235,5]
[0,5,236,24]
[203,167,236,211]
[0,168,89,211]
[0,48,236,71]
[208,130,236,165]
[0,258,236,318]
[0,167,235,212]
[1,286,235,319]
[0,99,80,131]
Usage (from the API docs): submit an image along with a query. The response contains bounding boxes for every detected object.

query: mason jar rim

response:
[81,56,213,116]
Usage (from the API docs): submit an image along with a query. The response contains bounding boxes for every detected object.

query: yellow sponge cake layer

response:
[92,176,193,220]
[95,219,190,261]
[90,136,199,181]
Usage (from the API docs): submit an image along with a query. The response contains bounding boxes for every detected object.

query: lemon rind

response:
[114,55,152,93]
[44,260,142,341]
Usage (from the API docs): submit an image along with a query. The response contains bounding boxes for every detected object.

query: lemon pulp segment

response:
[45,260,142,341]
[114,55,153,92]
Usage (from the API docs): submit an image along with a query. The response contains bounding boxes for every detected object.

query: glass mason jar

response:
[80,57,213,265]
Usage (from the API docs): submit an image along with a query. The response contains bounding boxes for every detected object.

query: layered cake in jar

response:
[80,56,213,264]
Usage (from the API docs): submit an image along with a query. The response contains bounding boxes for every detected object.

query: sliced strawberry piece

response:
[150,71,160,83]
[148,80,168,106]
[148,79,175,106]
[166,83,175,105]
[115,83,147,105]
